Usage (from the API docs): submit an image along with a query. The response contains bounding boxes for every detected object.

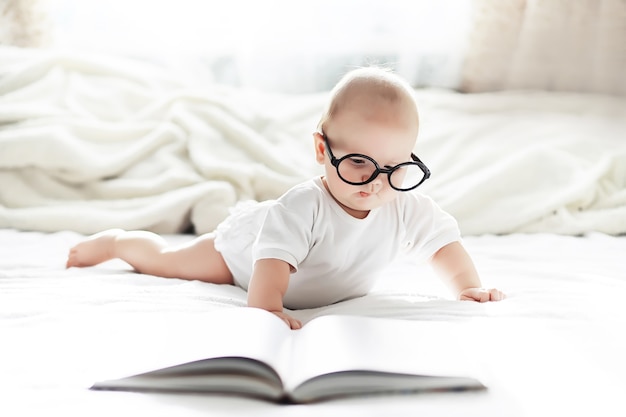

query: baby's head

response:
[314,67,423,218]
[317,67,419,137]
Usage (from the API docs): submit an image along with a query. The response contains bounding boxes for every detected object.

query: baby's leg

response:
[66,229,233,285]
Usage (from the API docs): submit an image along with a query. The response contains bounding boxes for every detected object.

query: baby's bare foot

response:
[66,229,124,268]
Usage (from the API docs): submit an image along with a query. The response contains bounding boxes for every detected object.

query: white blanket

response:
[1,46,625,235]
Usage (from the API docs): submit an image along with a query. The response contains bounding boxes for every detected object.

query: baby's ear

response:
[313,132,326,164]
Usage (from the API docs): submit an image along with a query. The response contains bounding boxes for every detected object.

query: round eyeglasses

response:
[322,133,430,191]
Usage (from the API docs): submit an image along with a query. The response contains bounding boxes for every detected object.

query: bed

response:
[1,26,626,417]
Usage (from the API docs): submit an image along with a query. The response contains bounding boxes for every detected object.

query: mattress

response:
[1,229,625,416]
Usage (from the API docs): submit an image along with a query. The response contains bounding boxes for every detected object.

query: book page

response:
[99,308,294,384]
[284,315,478,391]
[185,307,294,375]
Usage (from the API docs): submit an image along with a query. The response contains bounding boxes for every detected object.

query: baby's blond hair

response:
[317,67,418,131]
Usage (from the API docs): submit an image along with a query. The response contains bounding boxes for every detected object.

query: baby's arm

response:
[430,241,505,302]
[247,258,302,329]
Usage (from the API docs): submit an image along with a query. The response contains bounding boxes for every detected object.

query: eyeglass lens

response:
[336,156,426,190]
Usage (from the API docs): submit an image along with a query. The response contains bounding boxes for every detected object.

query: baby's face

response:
[315,100,419,219]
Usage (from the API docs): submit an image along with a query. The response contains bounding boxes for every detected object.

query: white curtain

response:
[460,0,626,96]
[45,0,474,92]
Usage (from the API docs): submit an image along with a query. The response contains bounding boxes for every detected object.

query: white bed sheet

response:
[1,229,625,417]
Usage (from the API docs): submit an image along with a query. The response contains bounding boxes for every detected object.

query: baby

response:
[67,67,504,329]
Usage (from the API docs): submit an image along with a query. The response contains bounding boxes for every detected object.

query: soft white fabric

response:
[1,47,625,235]
[415,90,626,235]
[0,0,50,47]
[214,177,460,309]
[2,229,626,416]
[461,0,626,95]
[0,47,321,234]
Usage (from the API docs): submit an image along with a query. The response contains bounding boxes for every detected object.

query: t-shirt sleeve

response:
[402,193,461,263]
[251,196,314,272]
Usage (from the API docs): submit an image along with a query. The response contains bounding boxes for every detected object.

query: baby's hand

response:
[272,311,302,329]
[458,288,505,302]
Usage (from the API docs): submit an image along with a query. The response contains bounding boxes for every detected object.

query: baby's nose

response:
[368,176,384,192]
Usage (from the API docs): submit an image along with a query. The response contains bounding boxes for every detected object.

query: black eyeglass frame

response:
[322,132,431,192]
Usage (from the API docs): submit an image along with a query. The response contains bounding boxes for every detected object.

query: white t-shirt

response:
[214,176,460,309]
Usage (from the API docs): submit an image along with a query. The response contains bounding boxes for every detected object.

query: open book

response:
[92,308,484,403]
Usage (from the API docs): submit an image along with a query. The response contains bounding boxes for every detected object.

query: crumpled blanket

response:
[1,46,625,235]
